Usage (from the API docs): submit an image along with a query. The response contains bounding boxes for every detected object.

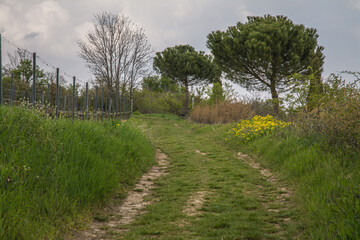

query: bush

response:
[227,115,291,143]
[294,74,360,152]
[189,100,254,124]
[133,90,184,115]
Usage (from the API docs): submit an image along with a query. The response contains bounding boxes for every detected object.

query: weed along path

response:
[74,114,301,240]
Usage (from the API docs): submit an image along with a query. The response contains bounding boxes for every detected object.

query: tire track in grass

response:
[236,152,295,236]
[70,149,169,240]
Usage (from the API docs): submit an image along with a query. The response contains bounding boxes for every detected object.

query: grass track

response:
[115,114,302,240]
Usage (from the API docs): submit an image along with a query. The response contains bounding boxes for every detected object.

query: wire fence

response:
[0,34,132,120]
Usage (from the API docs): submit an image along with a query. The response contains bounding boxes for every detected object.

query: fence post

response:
[85,82,88,120]
[101,87,104,121]
[0,33,2,105]
[76,90,78,114]
[95,86,98,116]
[116,90,119,119]
[10,72,14,105]
[47,83,50,106]
[28,87,31,103]
[131,99,133,118]
[108,98,112,120]
[32,52,36,105]
[123,95,125,119]
[56,68,59,119]
[127,95,130,119]
[72,76,75,120]
[64,96,67,112]
[59,86,61,111]
[68,91,71,113]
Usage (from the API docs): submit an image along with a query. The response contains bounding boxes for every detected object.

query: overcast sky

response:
[0,0,359,95]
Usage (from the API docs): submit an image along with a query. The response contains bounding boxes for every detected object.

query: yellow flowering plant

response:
[227,115,291,143]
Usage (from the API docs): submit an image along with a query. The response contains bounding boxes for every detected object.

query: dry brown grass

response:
[189,101,254,124]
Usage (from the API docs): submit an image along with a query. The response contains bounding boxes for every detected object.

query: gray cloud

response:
[23,32,40,40]
[1,0,359,96]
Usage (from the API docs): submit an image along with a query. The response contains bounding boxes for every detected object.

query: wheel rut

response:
[69,149,169,240]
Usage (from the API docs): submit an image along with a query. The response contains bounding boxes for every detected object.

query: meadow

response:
[225,115,360,239]
[0,106,155,240]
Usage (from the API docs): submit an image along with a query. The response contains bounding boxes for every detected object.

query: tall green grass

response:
[240,128,360,239]
[0,106,155,240]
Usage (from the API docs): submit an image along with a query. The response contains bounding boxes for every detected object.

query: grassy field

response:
[1,108,358,239]
[0,106,155,240]
[242,128,360,239]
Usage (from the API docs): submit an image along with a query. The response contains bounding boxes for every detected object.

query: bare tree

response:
[7,49,32,69]
[78,12,153,100]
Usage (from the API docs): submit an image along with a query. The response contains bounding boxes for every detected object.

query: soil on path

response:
[69,149,169,240]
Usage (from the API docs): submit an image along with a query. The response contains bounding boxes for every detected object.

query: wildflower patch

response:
[227,115,291,143]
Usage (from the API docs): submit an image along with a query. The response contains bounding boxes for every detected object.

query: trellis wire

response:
[0,34,132,120]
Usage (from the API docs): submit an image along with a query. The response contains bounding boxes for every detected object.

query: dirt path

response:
[69,149,169,240]
[69,115,300,239]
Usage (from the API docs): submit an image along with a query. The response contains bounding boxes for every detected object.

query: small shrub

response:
[189,101,254,124]
[227,115,291,143]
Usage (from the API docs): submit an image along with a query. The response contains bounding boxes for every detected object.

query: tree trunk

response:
[183,79,190,116]
[270,80,279,116]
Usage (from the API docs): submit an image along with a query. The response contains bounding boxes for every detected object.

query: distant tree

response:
[208,82,225,105]
[307,48,324,111]
[207,15,324,115]
[78,12,152,99]
[153,45,220,115]
[142,75,179,93]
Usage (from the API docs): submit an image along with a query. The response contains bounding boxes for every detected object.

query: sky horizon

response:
[1,0,359,96]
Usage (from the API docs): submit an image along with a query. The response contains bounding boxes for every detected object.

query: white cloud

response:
[1,0,358,89]
[74,21,93,40]
[23,1,69,41]
[1,0,72,54]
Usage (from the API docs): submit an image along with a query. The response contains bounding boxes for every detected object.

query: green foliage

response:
[11,59,45,84]
[286,68,323,113]
[133,89,184,115]
[242,128,360,239]
[207,82,225,105]
[207,15,324,115]
[141,75,180,93]
[0,106,155,240]
[153,44,220,115]
[286,72,360,152]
